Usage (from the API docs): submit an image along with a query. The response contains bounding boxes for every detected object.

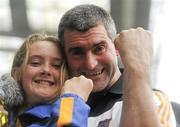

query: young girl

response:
[0,33,93,127]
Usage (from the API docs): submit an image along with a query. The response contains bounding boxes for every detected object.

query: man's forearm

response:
[120,70,161,127]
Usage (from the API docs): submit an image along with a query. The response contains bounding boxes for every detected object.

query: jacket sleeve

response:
[153,90,176,127]
[51,93,90,127]
[0,100,8,127]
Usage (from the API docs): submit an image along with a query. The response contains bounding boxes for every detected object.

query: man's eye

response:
[93,45,105,54]
[70,49,83,56]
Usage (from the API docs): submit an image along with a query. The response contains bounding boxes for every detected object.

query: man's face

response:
[63,25,120,92]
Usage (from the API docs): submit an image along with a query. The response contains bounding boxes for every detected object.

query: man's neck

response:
[109,67,121,88]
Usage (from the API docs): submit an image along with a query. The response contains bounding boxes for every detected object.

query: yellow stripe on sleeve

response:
[154,91,165,115]
[57,97,74,127]
[164,96,171,127]
[154,91,171,127]
[0,112,8,126]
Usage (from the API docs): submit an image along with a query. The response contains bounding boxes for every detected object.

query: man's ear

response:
[116,49,120,56]
[115,49,124,68]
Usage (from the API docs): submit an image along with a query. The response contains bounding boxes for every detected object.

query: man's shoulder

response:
[152,89,177,127]
[152,89,169,104]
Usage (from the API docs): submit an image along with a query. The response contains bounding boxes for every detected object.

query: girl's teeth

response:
[35,80,53,85]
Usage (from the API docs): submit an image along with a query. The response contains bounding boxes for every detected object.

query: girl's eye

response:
[53,64,61,69]
[30,61,40,66]
[52,61,62,69]
[29,59,41,66]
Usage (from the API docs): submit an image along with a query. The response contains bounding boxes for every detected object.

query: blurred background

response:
[0,0,180,104]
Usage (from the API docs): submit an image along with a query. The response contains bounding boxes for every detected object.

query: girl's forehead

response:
[29,40,62,59]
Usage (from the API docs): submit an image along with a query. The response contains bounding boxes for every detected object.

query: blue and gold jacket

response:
[18,93,90,127]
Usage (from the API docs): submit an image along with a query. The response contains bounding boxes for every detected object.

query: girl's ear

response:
[11,67,18,79]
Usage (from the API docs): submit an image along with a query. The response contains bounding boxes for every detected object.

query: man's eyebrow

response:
[68,47,82,53]
[93,41,106,47]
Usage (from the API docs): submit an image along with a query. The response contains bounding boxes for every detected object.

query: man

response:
[58,4,176,127]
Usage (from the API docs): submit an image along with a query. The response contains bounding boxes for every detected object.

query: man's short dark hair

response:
[58,4,117,49]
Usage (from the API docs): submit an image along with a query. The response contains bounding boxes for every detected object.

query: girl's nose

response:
[40,64,51,76]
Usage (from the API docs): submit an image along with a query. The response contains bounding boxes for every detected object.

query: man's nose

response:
[84,53,98,70]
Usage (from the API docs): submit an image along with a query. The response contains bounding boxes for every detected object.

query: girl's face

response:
[22,41,62,105]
